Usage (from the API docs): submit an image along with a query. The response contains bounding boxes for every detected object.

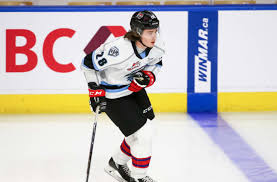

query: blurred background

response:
[0,0,276,6]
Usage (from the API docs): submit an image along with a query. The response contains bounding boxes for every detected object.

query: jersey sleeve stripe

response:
[101,81,123,87]
[91,51,100,71]
[105,86,129,93]
[156,60,162,66]
[81,58,91,69]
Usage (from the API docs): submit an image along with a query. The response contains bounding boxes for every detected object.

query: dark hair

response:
[124,30,140,41]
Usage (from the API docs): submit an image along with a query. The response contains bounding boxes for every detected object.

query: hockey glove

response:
[88,82,107,113]
[128,71,156,92]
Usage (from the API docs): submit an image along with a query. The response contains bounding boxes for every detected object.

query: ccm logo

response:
[6,28,76,73]
[89,89,106,97]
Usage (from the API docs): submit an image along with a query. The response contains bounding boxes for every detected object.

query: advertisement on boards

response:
[187,11,218,112]
[0,11,188,94]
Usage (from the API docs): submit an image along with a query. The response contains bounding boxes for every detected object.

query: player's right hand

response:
[128,71,155,92]
[88,82,107,113]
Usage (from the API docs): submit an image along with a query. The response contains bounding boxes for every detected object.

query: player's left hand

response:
[88,82,107,113]
[128,71,155,92]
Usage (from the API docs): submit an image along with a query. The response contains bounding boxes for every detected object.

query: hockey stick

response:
[86,106,100,182]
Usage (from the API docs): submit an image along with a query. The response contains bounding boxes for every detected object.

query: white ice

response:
[0,112,277,182]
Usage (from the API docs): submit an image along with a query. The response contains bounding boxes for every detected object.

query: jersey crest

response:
[127,61,141,71]
[92,36,165,71]
[108,46,119,57]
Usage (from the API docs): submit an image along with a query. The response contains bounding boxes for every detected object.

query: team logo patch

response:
[108,46,119,57]
[127,61,141,71]
[136,12,144,19]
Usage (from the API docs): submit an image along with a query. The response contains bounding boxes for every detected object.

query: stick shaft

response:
[85,107,99,182]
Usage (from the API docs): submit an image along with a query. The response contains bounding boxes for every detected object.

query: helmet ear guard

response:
[133,26,143,36]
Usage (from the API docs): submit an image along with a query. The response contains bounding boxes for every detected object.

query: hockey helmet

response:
[130,10,159,35]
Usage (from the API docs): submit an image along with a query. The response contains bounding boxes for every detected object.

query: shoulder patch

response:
[108,46,119,57]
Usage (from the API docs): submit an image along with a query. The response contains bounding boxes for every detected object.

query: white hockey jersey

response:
[81,36,165,99]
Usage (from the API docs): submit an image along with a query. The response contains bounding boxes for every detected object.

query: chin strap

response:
[139,39,149,48]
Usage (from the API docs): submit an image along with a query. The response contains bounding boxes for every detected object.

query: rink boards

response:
[0,5,277,113]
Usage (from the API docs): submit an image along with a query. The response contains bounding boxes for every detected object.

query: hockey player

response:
[81,10,165,182]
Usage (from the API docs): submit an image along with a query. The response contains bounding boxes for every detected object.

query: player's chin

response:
[148,42,155,47]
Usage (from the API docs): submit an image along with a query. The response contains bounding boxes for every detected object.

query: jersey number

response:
[96,52,107,66]
[98,58,107,66]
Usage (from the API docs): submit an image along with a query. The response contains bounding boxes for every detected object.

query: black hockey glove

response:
[128,71,155,92]
[88,82,106,113]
